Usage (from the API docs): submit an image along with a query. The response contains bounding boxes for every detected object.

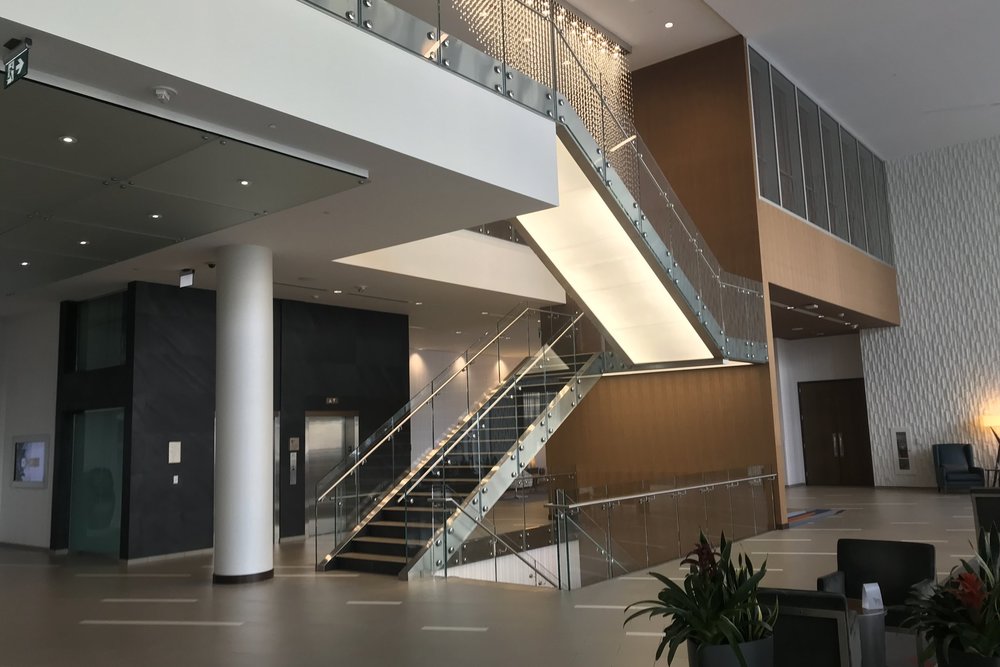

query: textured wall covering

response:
[861,134,1000,487]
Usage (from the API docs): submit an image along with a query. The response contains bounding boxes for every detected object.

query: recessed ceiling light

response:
[481,311,489,315]
[59,135,77,144]
[333,289,342,294]
[664,21,674,28]
[455,330,462,335]
[414,301,423,306]
[238,179,251,186]
[19,261,30,267]
[149,213,163,220]
[785,305,794,310]
[804,304,819,310]
[78,240,89,246]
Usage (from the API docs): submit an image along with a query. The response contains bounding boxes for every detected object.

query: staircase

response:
[305,0,772,580]
[314,308,610,575]
[329,349,593,575]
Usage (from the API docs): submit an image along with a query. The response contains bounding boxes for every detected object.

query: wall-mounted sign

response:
[11,435,47,488]
[3,46,29,89]
[325,397,340,406]
[894,430,911,471]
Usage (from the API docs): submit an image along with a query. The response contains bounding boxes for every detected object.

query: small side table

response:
[857,609,887,667]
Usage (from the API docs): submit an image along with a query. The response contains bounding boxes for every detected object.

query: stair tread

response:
[353,536,425,546]
[370,520,437,528]
[335,552,408,564]
[381,506,448,512]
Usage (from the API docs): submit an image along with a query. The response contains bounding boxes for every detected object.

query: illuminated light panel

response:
[517,139,712,365]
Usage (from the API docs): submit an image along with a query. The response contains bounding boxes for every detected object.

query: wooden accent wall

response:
[633,36,761,281]
[545,366,779,489]
[758,200,901,325]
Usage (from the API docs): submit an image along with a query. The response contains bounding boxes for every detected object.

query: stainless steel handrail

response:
[317,305,551,502]
[398,311,585,499]
[546,473,778,510]
[440,496,560,588]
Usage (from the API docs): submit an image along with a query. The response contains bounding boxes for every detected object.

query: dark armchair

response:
[932,443,986,493]
[817,538,936,629]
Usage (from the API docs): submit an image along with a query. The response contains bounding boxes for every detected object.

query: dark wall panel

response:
[128,282,216,559]
[277,300,409,538]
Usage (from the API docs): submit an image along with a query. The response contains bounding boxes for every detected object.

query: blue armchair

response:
[932,443,986,493]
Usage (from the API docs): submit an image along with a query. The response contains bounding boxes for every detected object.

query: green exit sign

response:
[3,46,28,89]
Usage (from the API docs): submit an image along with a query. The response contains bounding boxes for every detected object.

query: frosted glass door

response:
[68,408,125,556]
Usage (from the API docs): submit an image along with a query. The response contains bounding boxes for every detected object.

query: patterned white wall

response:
[861,134,1000,487]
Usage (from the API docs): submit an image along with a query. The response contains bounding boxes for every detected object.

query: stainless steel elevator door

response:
[304,413,358,538]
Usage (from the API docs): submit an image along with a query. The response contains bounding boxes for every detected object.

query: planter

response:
[687,636,773,667]
[945,651,1000,667]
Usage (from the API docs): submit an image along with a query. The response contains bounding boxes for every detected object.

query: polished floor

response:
[0,486,975,666]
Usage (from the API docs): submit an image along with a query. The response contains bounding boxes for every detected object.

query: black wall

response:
[128,282,216,559]
[53,281,409,557]
[277,300,409,537]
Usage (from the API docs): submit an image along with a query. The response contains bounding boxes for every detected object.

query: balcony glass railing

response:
[300,0,768,362]
[549,467,778,588]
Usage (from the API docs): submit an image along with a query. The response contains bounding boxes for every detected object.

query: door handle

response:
[833,434,839,457]
[837,433,844,457]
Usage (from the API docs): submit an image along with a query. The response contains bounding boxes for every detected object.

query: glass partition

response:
[75,292,126,371]
[797,90,828,231]
[749,48,779,205]
[859,144,882,260]
[841,128,866,252]
[821,110,850,242]
[771,69,806,218]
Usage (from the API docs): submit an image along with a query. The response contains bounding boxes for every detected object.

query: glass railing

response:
[404,320,614,577]
[313,305,560,566]
[548,467,778,589]
[299,0,768,362]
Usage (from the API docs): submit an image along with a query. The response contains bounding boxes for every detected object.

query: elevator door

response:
[304,413,358,538]
[68,407,125,557]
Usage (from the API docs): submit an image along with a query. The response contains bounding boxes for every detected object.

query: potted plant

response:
[906,525,1000,666]
[625,531,775,667]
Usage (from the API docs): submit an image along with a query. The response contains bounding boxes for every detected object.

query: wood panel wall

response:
[545,366,779,491]
[633,36,762,281]
[758,200,901,325]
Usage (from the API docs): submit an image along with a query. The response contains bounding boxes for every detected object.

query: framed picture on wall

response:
[10,435,48,488]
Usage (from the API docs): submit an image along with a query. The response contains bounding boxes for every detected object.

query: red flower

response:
[952,572,987,611]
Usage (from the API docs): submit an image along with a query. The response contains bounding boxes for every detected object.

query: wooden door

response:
[799,382,840,485]
[837,379,875,486]
[798,379,874,487]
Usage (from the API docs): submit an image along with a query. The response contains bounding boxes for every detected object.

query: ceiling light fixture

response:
[79,240,89,246]
[19,261,30,267]
[333,289,342,294]
[59,135,77,144]
[455,330,462,335]
[149,213,163,220]
[664,21,674,28]
[238,179,251,186]
[481,311,489,315]
[414,301,423,306]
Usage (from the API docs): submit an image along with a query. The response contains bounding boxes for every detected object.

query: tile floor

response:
[0,486,975,666]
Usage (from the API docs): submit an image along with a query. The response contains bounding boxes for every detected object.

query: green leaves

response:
[625,531,775,665]
[905,524,1000,659]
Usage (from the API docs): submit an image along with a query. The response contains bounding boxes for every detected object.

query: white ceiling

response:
[570,0,737,69]
[575,0,1000,158]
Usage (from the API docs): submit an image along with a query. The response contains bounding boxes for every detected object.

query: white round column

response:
[213,244,274,583]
